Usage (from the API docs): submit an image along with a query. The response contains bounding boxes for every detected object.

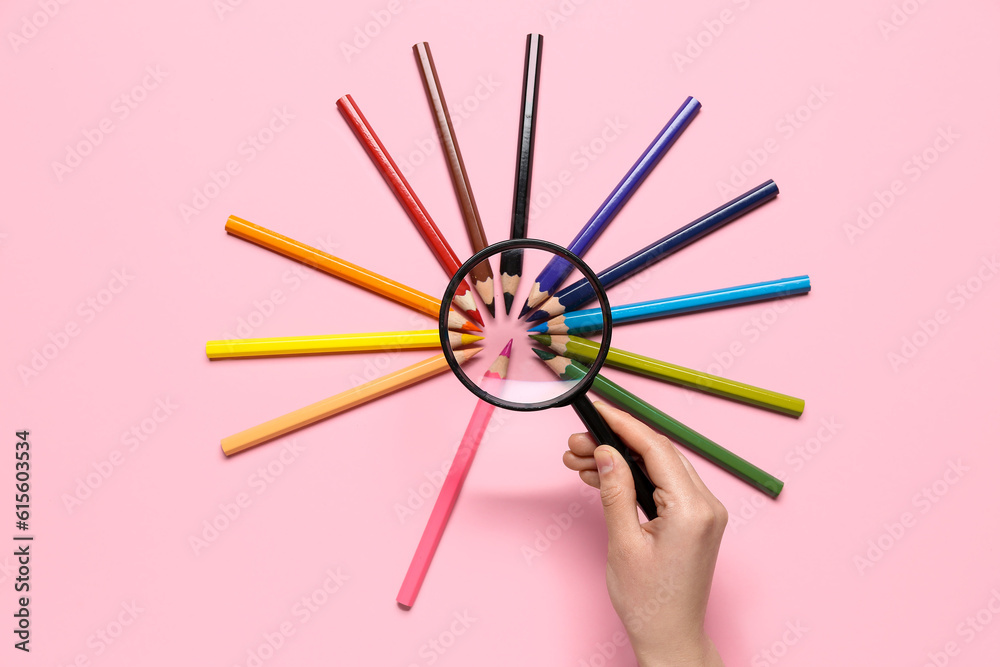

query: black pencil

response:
[500,34,543,314]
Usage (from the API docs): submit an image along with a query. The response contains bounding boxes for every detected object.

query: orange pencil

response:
[225,215,479,332]
[222,348,482,455]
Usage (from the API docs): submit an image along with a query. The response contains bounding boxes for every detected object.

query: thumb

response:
[594,445,642,547]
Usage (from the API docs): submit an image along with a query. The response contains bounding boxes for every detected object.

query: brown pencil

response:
[413,41,496,317]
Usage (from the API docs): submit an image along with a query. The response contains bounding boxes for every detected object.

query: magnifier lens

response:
[440,240,611,411]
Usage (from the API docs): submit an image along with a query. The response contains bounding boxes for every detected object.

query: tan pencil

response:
[221,348,482,455]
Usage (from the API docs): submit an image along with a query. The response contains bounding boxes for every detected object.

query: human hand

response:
[563,401,727,667]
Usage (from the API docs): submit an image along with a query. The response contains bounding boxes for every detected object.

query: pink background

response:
[3,0,999,664]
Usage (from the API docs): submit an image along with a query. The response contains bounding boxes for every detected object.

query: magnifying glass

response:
[439,239,657,520]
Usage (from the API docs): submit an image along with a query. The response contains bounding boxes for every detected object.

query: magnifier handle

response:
[571,396,658,520]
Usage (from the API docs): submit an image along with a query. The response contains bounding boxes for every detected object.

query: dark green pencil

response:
[531,349,784,498]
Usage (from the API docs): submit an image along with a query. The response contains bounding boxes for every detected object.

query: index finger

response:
[593,401,702,504]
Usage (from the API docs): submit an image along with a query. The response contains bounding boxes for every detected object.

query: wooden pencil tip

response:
[500,339,513,358]
[530,347,555,361]
[503,292,514,315]
[528,334,550,346]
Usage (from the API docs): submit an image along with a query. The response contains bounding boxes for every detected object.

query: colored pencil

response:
[517,96,701,318]
[527,180,780,322]
[221,348,483,456]
[206,330,483,359]
[336,94,485,326]
[397,340,512,607]
[225,215,479,333]
[532,350,783,498]
[413,42,496,317]
[530,334,804,417]
[500,33,543,315]
[527,276,811,335]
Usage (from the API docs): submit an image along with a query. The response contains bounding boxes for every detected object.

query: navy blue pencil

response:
[517,96,701,318]
[527,180,779,322]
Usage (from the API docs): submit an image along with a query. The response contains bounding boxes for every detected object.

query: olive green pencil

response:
[530,334,804,418]
[531,349,783,498]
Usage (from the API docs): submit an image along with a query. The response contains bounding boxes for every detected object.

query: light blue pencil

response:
[526,276,811,335]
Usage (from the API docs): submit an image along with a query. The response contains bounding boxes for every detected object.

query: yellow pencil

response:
[222,347,482,455]
[206,330,483,359]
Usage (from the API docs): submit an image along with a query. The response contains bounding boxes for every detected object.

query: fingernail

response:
[594,447,614,474]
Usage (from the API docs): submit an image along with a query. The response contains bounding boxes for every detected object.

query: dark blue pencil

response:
[517,96,701,318]
[527,180,779,322]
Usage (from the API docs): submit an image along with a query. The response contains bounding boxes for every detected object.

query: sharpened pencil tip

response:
[528,334,551,346]
[517,301,533,319]
[500,339,513,357]
[530,347,555,361]
[526,309,547,323]
[503,292,514,315]
[526,321,545,334]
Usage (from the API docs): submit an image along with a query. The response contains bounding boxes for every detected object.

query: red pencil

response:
[337,94,485,327]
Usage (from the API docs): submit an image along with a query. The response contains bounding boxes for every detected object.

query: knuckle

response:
[600,482,627,508]
[681,499,719,535]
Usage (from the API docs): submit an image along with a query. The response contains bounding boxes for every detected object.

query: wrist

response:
[635,634,723,667]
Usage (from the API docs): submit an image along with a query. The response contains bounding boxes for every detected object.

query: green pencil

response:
[530,334,804,418]
[531,349,783,498]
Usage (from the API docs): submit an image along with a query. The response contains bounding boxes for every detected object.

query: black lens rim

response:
[438,238,612,411]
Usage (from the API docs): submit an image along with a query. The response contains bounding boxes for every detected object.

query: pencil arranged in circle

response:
[531,350,783,498]
[337,94,485,326]
[206,330,483,359]
[413,42,496,317]
[222,348,483,456]
[397,340,512,607]
[530,334,804,417]
[518,96,701,318]
[225,215,479,333]
[527,180,780,322]
[500,33,544,315]
[527,276,811,335]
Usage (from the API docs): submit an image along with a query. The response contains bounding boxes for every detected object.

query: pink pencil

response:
[397,340,512,608]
